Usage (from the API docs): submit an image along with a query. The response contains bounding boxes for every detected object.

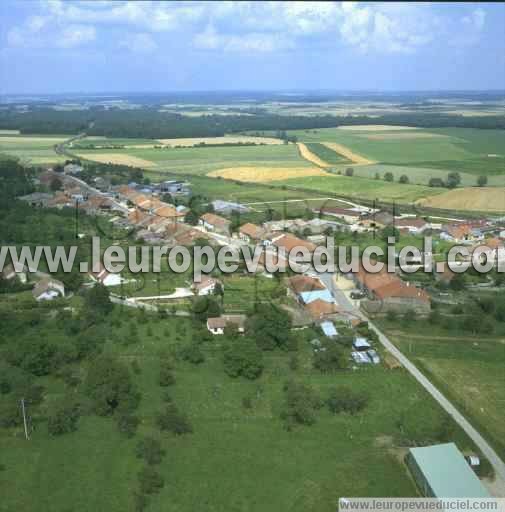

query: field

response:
[76,143,311,175]
[0,134,70,164]
[300,143,350,167]
[417,187,505,212]
[377,318,505,461]
[0,310,484,512]
[208,166,330,182]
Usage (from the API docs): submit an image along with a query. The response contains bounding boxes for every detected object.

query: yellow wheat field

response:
[321,142,375,165]
[363,132,448,141]
[208,166,331,183]
[297,143,331,168]
[417,187,505,212]
[76,153,156,168]
[156,136,283,147]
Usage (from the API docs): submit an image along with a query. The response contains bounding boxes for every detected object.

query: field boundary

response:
[321,142,376,165]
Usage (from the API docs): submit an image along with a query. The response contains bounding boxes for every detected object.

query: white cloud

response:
[450,8,486,47]
[7,14,96,49]
[194,25,293,53]
[119,33,158,54]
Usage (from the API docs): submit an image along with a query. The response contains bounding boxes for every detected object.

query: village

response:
[6,161,505,372]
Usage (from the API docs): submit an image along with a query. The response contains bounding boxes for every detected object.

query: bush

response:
[47,397,80,436]
[223,338,264,379]
[345,167,354,177]
[384,172,394,182]
[281,380,322,430]
[116,413,140,438]
[313,342,347,372]
[159,366,175,387]
[179,343,205,365]
[398,174,409,184]
[326,387,369,415]
[138,467,164,495]
[156,404,193,435]
[135,437,166,465]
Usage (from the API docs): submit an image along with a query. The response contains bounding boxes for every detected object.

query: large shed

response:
[406,443,490,498]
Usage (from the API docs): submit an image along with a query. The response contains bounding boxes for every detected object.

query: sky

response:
[0,1,504,95]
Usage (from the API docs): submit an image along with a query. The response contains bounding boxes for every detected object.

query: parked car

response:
[366,349,381,364]
[350,291,366,300]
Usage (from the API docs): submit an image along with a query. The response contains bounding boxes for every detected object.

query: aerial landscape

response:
[0,2,504,511]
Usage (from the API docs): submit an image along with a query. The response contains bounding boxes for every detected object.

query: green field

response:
[278,174,444,202]
[304,143,349,165]
[76,143,310,175]
[377,318,505,461]
[1,308,484,512]
[0,134,70,164]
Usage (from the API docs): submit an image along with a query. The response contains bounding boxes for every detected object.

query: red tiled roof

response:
[288,275,325,294]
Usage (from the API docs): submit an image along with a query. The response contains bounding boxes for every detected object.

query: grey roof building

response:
[406,443,490,498]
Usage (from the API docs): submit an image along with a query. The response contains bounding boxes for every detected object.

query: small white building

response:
[89,264,123,287]
[192,276,223,296]
[206,315,246,335]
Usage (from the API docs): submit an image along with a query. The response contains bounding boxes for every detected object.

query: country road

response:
[319,272,505,496]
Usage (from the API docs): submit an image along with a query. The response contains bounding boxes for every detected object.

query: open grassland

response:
[337,125,420,131]
[0,310,484,512]
[208,166,330,182]
[0,134,70,164]
[77,143,311,175]
[286,127,505,175]
[377,320,505,460]
[417,187,505,212]
[278,174,443,202]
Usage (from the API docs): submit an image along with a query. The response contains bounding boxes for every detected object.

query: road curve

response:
[320,273,505,494]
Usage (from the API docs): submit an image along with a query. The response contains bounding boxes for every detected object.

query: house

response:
[272,233,317,254]
[354,264,430,314]
[153,204,185,222]
[206,314,246,335]
[406,443,490,498]
[395,216,429,234]
[440,223,483,243]
[471,237,504,261]
[89,263,123,287]
[320,321,338,338]
[158,180,191,196]
[1,263,27,284]
[360,211,394,229]
[287,274,325,297]
[238,223,264,243]
[305,299,340,321]
[192,276,222,296]
[199,213,231,235]
[32,278,65,301]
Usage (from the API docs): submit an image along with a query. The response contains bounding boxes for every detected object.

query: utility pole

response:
[21,398,29,440]
[372,199,376,240]
[75,198,79,240]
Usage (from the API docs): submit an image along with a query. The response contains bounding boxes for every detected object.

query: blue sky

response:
[1,1,504,94]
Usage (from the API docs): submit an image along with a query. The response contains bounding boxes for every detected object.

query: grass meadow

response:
[0,308,484,512]
[0,134,70,164]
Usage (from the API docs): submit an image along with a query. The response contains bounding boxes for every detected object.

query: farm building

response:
[406,443,489,498]
[320,321,338,338]
[207,315,246,335]
[211,200,249,214]
[32,278,65,301]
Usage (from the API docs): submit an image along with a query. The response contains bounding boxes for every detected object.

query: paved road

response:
[319,272,505,494]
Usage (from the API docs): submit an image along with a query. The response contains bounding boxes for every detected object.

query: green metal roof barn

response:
[406,443,490,498]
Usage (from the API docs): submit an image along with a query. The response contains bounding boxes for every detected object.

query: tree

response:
[313,342,347,372]
[281,380,322,430]
[449,273,466,291]
[345,167,354,177]
[159,365,176,387]
[50,177,63,191]
[116,413,140,437]
[138,467,165,495]
[429,177,445,188]
[446,172,461,189]
[399,174,409,184]
[384,172,394,182]
[192,296,221,322]
[47,397,80,435]
[179,343,205,365]
[381,225,399,242]
[477,175,488,187]
[156,404,193,435]
[247,304,292,350]
[136,437,166,465]
[223,338,264,379]
[85,355,139,416]
[326,386,369,415]
[85,283,113,314]
[184,210,199,226]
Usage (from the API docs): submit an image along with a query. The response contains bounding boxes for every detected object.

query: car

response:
[350,291,366,300]
[366,349,380,364]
